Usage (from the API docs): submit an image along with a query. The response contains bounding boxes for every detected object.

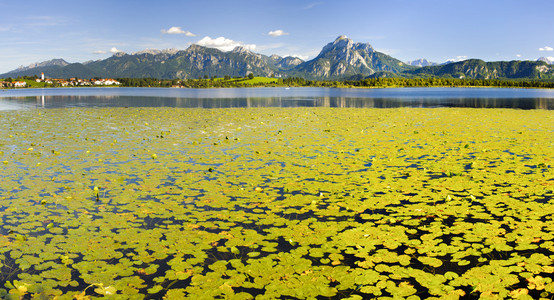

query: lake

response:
[1,87,554,109]
[0,87,553,299]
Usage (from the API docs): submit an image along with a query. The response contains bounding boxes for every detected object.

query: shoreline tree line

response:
[3,75,554,89]
[117,76,554,89]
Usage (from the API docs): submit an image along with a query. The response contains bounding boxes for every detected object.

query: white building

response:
[93,79,121,85]
[104,79,121,85]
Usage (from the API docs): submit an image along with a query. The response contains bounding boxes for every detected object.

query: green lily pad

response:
[0,107,552,298]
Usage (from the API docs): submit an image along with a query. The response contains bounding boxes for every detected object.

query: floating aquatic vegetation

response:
[0,107,553,299]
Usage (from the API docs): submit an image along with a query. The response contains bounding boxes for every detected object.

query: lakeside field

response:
[0,107,553,299]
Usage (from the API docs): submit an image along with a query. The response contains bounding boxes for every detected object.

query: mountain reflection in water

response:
[0,87,553,110]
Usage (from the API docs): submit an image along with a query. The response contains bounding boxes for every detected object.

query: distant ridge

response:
[13,59,70,73]
[407,59,438,67]
[405,59,554,79]
[2,37,554,80]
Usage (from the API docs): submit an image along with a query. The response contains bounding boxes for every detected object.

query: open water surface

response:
[0,87,553,110]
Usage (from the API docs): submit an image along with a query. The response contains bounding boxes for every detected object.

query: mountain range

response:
[2,36,554,81]
[406,59,438,67]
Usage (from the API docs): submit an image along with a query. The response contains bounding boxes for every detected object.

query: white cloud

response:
[161,26,196,36]
[268,30,288,37]
[446,55,468,62]
[539,46,553,51]
[516,54,521,58]
[110,47,122,53]
[284,54,309,60]
[195,36,256,52]
[93,50,107,54]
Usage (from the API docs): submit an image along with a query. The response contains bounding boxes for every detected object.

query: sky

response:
[1,0,554,73]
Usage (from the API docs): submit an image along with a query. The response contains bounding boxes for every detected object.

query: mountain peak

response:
[187,44,209,52]
[331,35,353,47]
[317,35,373,60]
[407,59,438,67]
[296,36,404,79]
[132,48,180,56]
[231,46,252,54]
[15,58,69,72]
[318,36,352,58]
[538,57,553,64]
[134,49,161,56]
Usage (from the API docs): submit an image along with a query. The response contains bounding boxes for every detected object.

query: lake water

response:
[0,87,553,110]
[1,87,553,298]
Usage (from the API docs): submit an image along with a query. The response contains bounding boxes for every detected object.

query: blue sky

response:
[1,0,554,73]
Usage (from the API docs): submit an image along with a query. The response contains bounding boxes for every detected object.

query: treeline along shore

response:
[3,75,554,89]
[91,76,554,89]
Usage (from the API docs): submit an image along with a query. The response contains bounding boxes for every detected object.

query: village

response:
[0,73,121,88]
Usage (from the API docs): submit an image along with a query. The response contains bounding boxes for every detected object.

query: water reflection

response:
[0,102,23,110]
[11,95,552,110]
[0,87,553,110]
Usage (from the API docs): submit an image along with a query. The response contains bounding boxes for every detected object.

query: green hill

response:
[403,59,554,80]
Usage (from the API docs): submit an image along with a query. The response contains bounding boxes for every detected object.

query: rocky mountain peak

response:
[132,48,180,56]
[319,36,352,54]
[317,35,374,60]
[294,36,405,79]
[161,48,180,55]
[273,56,303,70]
[284,56,303,64]
[335,35,349,43]
[538,57,553,64]
[333,35,351,45]
[15,58,69,72]
[407,59,438,67]
[133,49,161,55]
[231,46,253,54]
[187,44,208,52]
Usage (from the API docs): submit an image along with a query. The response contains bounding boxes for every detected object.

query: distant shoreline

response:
[2,76,554,90]
[2,86,554,93]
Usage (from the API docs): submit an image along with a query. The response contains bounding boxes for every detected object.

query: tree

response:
[248,73,254,80]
